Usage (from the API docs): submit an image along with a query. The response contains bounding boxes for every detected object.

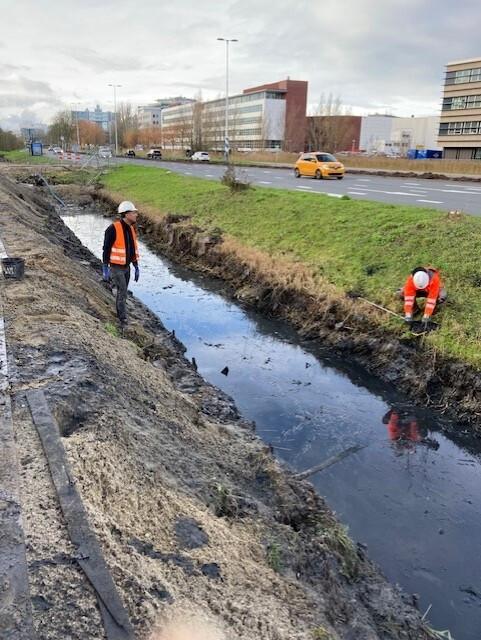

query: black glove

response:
[134,265,140,283]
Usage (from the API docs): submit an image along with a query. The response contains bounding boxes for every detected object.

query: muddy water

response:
[63,212,481,640]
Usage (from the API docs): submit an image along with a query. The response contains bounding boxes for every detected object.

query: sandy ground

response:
[0,171,430,639]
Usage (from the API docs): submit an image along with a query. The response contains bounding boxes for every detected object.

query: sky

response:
[1,0,481,130]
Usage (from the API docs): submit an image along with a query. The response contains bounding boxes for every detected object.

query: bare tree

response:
[47,110,74,148]
[307,94,354,152]
[191,91,204,151]
[117,102,138,149]
[0,128,22,151]
[78,120,105,146]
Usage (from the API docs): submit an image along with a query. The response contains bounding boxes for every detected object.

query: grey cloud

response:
[56,47,165,72]
[0,63,31,73]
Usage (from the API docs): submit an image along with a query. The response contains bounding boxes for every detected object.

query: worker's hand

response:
[134,265,140,283]
[404,314,413,324]
[102,265,110,281]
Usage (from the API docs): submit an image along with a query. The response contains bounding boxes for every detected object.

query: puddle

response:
[63,212,481,640]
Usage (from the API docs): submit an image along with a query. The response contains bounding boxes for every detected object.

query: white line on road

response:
[296,185,313,189]
[205,174,215,177]
[417,199,443,204]
[275,176,283,180]
[356,178,371,182]
[403,182,421,186]
[348,191,367,195]
[327,193,343,198]
[259,181,272,184]
[263,170,272,174]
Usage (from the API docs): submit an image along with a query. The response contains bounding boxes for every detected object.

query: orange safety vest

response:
[386,412,421,442]
[109,220,139,266]
[403,267,442,318]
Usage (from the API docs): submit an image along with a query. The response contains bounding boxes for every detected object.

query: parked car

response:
[294,152,344,179]
[52,146,63,154]
[147,148,162,160]
[191,151,210,162]
[134,144,144,151]
[98,146,113,158]
[125,149,136,158]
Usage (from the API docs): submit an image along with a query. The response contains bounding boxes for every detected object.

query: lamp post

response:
[108,83,122,156]
[70,103,80,149]
[217,37,238,163]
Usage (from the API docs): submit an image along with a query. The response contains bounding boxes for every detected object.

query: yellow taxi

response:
[294,152,345,179]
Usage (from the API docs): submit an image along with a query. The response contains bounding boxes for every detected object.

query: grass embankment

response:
[102,165,481,366]
[0,149,56,164]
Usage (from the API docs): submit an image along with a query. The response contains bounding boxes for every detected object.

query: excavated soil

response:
[86,187,481,434]
[0,176,434,640]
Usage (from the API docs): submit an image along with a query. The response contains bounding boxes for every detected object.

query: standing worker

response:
[400,266,446,325]
[102,200,140,329]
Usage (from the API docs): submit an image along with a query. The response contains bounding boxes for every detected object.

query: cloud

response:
[54,47,167,72]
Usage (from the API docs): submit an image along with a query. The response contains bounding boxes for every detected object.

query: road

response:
[62,153,481,215]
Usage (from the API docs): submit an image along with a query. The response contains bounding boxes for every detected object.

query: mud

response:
[85,188,481,434]
[0,174,433,639]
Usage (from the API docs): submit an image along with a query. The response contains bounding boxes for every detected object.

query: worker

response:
[102,200,140,328]
[401,267,446,324]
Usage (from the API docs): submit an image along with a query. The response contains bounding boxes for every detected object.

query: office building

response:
[438,57,481,159]
[137,97,194,129]
[71,105,114,132]
[161,79,308,152]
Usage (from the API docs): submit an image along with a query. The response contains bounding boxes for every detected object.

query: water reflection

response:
[382,408,440,455]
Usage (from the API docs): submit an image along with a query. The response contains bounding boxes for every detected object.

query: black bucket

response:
[1,257,25,280]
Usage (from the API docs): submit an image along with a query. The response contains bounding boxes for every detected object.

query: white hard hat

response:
[413,270,429,289]
[118,200,138,214]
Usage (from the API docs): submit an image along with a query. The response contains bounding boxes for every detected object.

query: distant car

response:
[52,146,63,154]
[294,152,345,179]
[134,144,144,151]
[147,148,162,160]
[191,151,210,162]
[125,149,136,158]
[99,146,112,158]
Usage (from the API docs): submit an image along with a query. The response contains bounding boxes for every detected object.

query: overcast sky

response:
[1,0,481,130]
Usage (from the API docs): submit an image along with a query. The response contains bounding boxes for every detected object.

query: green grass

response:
[0,149,57,164]
[101,165,481,366]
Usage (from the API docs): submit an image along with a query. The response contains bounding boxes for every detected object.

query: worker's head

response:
[118,200,138,224]
[412,268,429,290]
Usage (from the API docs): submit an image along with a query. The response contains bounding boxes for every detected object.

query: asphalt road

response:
[64,153,481,215]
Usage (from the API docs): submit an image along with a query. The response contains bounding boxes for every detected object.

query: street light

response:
[70,103,80,149]
[217,37,238,163]
[108,83,122,156]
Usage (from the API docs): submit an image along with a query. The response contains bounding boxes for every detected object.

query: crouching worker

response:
[400,266,446,325]
[102,200,140,329]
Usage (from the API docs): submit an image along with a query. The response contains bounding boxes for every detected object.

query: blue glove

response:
[102,264,110,281]
[134,265,140,282]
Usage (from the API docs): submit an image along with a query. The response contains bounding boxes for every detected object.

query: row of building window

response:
[163,105,263,126]
[442,95,481,110]
[439,121,481,135]
[445,67,481,85]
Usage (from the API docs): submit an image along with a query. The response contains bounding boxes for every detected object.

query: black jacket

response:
[102,219,138,266]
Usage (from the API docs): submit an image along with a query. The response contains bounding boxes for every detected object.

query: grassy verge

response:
[101,165,481,366]
[0,149,57,164]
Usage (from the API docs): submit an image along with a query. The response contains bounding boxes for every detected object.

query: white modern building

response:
[137,105,162,128]
[161,79,308,151]
[389,116,440,154]
[359,115,397,152]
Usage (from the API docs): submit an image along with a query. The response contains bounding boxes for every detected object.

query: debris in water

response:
[192,357,198,371]
[220,366,229,376]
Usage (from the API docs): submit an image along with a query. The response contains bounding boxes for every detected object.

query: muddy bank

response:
[0,175,434,638]
[88,187,481,433]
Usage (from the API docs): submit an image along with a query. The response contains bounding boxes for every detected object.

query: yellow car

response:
[294,152,345,179]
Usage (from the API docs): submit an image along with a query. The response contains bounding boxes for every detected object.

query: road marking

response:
[296,185,313,190]
[417,199,443,204]
[259,181,272,184]
[403,182,421,186]
[263,170,272,174]
[205,174,215,177]
[185,171,192,175]
[356,178,371,182]
[327,193,343,198]
[348,191,367,195]
[441,189,481,194]
[355,187,422,197]
[275,176,283,180]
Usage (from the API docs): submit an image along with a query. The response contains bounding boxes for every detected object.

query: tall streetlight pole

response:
[70,103,80,149]
[217,37,238,163]
[108,83,122,156]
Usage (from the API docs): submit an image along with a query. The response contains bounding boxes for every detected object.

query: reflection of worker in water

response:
[382,408,439,452]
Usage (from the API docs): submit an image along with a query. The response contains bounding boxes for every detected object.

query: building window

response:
[439,121,481,135]
[445,67,481,85]
[473,148,481,159]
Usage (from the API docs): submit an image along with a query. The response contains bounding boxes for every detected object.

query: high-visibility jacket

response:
[109,220,139,266]
[403,267,442,318]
